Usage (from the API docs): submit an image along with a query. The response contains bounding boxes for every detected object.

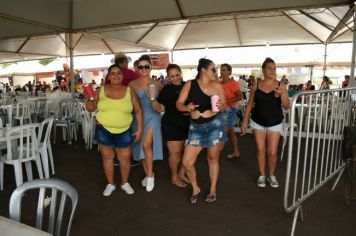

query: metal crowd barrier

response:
[283,87,356,235]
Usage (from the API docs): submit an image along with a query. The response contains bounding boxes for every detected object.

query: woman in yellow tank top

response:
[86,64,143,197]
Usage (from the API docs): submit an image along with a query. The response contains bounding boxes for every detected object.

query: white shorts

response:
[250,119,284,136]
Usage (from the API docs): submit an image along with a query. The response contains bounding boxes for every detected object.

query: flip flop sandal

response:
[190,193,200,204]
[170,180,187,188]
[205,194,216,203]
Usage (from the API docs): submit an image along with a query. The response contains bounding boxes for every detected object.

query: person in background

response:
[288,84,298,97]
[133,60,140,74]
[154,64,190,187]
[320,76,332,90]
[105,52,139,86]
[86,64,143,196]
[342,75,350,88]
[280,75,289,84]
[303,80,312,91]
[129,55,163,192]
[241,57,289,188]
[176,58,227,204]
[220,63,243,159]
[238,75,248,100]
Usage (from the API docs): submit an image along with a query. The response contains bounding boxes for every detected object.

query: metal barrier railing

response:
[283,87,356,236]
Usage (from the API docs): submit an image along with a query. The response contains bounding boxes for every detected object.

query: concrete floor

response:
[0,134,355,236]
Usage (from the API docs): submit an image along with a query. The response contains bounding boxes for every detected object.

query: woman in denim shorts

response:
[241,58,290,189]
[177,58,227,204]
[86,64,143,197]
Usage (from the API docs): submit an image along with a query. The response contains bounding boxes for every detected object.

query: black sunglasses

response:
[137,64,151,70]
[210,68,216,74]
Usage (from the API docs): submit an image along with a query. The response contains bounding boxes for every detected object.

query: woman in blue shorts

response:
[86,64,143,196]
[176,58,227,204]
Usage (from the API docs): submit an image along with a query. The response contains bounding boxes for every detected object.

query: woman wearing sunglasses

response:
[86,64,143,196]
[129,55,163,192]
[154,64,190,188]
[176,58,227,204]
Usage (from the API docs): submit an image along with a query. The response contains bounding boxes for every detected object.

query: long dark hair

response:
[196,58,213,79]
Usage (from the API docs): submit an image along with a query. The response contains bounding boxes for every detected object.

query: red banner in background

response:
[149,54,170,69]
[35,72,55,79]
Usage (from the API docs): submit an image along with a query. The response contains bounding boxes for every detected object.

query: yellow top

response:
[96,86,133,134]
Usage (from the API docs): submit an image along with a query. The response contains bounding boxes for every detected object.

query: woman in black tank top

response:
[176,58,227,204]
[241,58,290,189]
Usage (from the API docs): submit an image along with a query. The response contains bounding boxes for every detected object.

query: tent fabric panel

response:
[107,40,162,53]
[0,0,71,29]
[307,8,345,28]
[73,35,112,55]
[21,35,67,56]
[72,0,181,29]
[174,20,240,49]
[288,14,332,41]
[92,27,154,43]
[178,0,350,17]
[0,38,27,52]
[328,5,352,18]
[0,18,57,39]
[332,29,353,42]
[141,23,188,49]
[237,16,321,45]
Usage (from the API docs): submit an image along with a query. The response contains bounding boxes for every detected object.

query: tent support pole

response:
[323,43,327,77]
[350,6,356,87]
[69,33,75,96]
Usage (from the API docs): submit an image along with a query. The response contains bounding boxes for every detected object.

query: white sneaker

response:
[146,175,155,192]
[103,184,116,196]
[121,183,134,195]
[141,177,147,187]
[267,176,279,188]
[257,176,266,188]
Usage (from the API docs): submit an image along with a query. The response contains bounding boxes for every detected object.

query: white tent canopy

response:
[0,0,355,63]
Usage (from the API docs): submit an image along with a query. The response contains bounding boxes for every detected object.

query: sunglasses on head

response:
[137,64,151,70]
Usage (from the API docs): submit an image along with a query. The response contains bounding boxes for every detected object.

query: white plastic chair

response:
[53,100,77,145]
[9,178,78,236]
[37,117,55,178]
[0,124,44,190]
[14,101,32,126]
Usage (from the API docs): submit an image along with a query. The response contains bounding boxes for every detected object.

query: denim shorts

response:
[221,107,238,129]
[186,114,227,148]
[250,119,284,136]
[95,125,133,148]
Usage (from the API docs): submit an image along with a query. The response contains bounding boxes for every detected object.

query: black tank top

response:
[187,79,216,124]
[251,82,283,127]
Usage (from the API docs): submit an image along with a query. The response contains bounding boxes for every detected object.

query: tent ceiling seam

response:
[16,37,31,53]
[135,23,159,44]
[0,12,68,32]
[175,0,185,18]
[326,6,354,43]
[101,38,114,54]
[234,17,242,46]
[299,10,334,31]
[173,20,190,50]
[282,12,324,43]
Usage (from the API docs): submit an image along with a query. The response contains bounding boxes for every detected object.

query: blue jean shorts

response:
[95,125,133,148]
[221,107,238,129]
[186,114,227,148]
[250,119,284,136]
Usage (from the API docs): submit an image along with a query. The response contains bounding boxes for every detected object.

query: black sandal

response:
[189,193,200,204]
[205,194,216,203]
